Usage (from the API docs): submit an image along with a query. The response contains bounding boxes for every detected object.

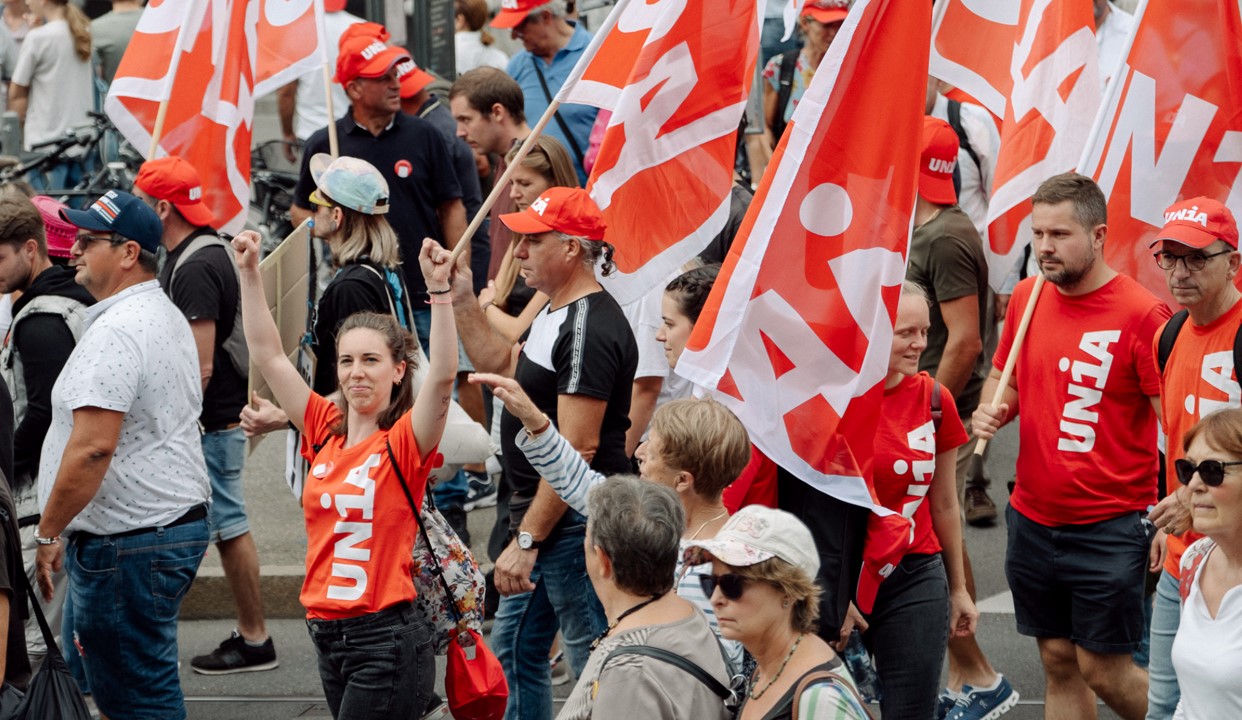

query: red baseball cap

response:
[1151,197,1239,250]
[919,116,959,206]
[335,35,409,85]
[397,57,436,99]
[802,0,848,24]
[338,20,388,48]
[491,0,553,29]
[134,156,216,227]
[499,187,605,239]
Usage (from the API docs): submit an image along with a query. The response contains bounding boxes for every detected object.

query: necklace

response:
[749,633,803,700]
[590,592,665,651]
[686,509,727,540]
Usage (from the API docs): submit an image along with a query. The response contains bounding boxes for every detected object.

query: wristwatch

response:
[517,531,543,551]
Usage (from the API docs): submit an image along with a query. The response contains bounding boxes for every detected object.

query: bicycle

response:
[0,111,143,205]
[248,138,301,254]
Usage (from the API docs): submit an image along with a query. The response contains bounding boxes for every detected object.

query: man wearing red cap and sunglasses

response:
[292,32,467,353]
[452,187,637,720]
[1144,197,1241,720]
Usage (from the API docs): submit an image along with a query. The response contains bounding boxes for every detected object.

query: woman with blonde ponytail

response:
[10,0,93,189]
[454,0,507,74]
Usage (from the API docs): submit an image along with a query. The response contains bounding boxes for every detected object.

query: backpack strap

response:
[945,100,981,198]
[1156,309,1191,374]
[773,51,798,143]
[602,645,735,703]
[791,669,874,720]
[530,56,586,168]
[169,234,249,376]
[930,380,943,432]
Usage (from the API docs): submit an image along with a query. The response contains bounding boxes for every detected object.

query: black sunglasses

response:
[699,573,747,601]
[1174,458,1242,487]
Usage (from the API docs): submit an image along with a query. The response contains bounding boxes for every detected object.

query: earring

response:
[782,599,790,609]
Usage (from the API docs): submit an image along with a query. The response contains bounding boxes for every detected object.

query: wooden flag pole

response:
[973,273,1046,460]
[322,62,338,157]
[148,98,171,158]
[448,98,564,265]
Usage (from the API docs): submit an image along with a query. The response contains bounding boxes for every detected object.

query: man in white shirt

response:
[277,0,363,146]
[34,190,211,720]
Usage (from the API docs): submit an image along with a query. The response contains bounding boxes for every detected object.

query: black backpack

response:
[1155,309,1242,375]
[772,51,798,144]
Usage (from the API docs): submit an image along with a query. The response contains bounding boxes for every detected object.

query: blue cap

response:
[60,190,163,253]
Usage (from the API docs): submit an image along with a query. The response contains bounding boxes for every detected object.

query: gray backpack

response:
[169,235,249,378]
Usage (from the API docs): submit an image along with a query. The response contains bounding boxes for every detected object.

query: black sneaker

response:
[463,470,498,511]
[190,631,278,675]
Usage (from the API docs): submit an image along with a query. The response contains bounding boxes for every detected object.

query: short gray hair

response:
[586,475,684,596]
[555,231,615,276]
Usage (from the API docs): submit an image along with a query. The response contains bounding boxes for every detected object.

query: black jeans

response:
[307,602,435,720]
[864,553,950,720]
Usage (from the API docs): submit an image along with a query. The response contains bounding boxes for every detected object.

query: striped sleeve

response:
[514,422,604,516]
[796,678,870,720]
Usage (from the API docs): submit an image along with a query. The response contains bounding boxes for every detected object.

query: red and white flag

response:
[1079,0,1242,304]
[105,0,326,234]
[678,0,926,512]
[930,0,1100,290]
[555,0,761,305]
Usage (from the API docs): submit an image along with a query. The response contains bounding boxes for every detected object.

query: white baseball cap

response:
[684,505,819,578]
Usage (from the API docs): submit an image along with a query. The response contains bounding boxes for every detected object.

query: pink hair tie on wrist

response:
[425,296,453,305]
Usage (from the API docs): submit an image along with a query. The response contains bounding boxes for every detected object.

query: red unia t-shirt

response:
[872,373,969,555]
[995,275,1170,526]
[299,393,434,620]
[1154,298,1242,577]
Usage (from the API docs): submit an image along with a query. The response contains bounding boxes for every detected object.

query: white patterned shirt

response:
[38,280,210,535]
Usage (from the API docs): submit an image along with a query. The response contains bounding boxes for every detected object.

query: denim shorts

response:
[307,602,435,720]
[1005,504,1148,654]
[202,426,249,543]
[66,514,209,720]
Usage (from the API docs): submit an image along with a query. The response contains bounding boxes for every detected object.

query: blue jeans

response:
[306,602,435,720]
[64,513,209,720]
[411,307,431,357]
[202,426,249,543]
[1145,570,1181,720]
[863,553,950,720]
[492,512,606,720]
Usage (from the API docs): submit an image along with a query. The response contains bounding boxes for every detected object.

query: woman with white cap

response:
[685,506,869,719]
[303,153,421,396]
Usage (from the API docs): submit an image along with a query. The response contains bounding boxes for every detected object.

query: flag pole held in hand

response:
[973,273,1046,460]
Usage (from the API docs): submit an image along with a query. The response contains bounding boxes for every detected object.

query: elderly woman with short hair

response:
[557,476,733,720]
[686,506,870,720]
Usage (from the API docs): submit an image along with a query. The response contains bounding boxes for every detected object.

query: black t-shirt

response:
[294,111,463,296]
[158,231,247,430]
[500,291,638,532]
[311,262,405,396]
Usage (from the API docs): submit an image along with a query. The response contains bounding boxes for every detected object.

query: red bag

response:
[445,628,508,720]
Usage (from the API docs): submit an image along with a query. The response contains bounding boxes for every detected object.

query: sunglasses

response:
[1174,458,1242,487]
[699,573,747,601]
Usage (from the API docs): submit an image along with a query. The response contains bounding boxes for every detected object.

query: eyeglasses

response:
[698,573,747,601]
[1174,458,1242,487]
[1152,249,1232,272]
[73,232,126,249]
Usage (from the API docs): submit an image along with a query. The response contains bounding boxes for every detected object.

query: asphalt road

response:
[174,417,1134,719]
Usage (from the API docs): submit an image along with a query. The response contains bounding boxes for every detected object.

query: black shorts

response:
[1004,504,1148,654]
